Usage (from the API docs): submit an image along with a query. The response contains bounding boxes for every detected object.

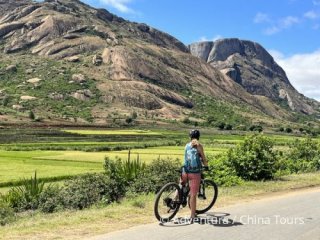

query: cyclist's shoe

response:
[198,193,207,200]
[163,197,172,207]
[163,197,177,210]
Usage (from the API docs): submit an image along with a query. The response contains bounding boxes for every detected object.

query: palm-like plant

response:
[7,171,45,210]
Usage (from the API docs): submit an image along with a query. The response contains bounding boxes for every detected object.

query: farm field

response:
[0,128,318,193]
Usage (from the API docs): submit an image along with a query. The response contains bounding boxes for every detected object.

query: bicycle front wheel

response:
[154,182,181,222]
[196,179,218,214]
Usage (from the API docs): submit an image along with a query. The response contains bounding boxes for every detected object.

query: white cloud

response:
[313,0,320,6]
[198,35,223,42]
[199,36,209,42]
[312,23,320,29]
[279,16,300,28]
[99,0,134,13]
[254,12,271,23]
[213,35,223,41]
[261,16,300,35]
[270,50,320,101]
[264,26,281,35]
[304,10,320,19]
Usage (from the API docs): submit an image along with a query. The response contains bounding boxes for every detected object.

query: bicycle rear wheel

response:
[195,179,218,214]
[154,182,181,222]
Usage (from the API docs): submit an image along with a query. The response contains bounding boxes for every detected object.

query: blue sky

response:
[82,0,320,100]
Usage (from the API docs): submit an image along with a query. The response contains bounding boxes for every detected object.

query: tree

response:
[29,111,35,120]
[125,117,133,124]
[217,122,225,130]
[225,124,233,130]
[285,128,292,133]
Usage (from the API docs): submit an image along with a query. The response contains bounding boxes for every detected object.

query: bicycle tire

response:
[154,182,181,222]
[195,179,218,214]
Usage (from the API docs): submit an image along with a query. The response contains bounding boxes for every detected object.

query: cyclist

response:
[182,129,208,222]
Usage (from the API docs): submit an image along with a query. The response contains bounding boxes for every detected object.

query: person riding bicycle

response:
[182,129,208,221]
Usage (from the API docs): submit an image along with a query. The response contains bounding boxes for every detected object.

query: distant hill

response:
[0,0,319,128]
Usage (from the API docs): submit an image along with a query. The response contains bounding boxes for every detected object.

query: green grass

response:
[63,129,162,135]
[0,145,226,190]
[0,150,103,187]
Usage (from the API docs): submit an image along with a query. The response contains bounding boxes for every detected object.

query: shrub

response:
[62,173,124,209]
[207,154,243,186]
[182,117,191,124]
[128,158,180,194]
[249,125,263,132]
[285,137,320,172]
[38,184,64,213]
[0,200,15,226]
[227,134,278,180]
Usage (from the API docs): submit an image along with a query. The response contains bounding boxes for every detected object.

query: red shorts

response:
[181,173,201,196]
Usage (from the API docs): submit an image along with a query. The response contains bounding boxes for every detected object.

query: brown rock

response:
[27,77,42,84]
[71,74,86,83]
[5,64,17,72]
[92,54,103,66]
[12,104,25,111]
[71,89,93,101]
[67,56,80,62]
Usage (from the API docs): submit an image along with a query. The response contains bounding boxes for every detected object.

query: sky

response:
[80,0,320,101]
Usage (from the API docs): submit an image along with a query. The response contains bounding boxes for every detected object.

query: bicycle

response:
[154,167,218,222]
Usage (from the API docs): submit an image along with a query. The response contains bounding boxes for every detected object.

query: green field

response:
[0,128,319,192]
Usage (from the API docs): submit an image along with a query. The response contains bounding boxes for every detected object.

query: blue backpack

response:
[184,142,201,173]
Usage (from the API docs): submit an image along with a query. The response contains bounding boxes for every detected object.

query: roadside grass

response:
[1,172,319,240]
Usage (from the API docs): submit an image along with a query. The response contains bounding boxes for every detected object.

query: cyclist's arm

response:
[198,144,208,167]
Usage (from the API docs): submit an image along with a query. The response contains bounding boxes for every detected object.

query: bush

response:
[285,137,320,173]
[207,154,243,186]
[227,134,278,180]
[62,173,125,209]
[128,158,180,194]
[0,200,15,226]
[38,185,64,213]
[217,122,225,130]
[249,125,263,132]
[182,117,191,124]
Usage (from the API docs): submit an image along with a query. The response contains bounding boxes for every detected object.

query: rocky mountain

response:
[0,0,318,127]
[189,39,319,115]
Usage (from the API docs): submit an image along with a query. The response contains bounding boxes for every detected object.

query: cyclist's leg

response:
[188,173,201,218]
[174,173,188,200]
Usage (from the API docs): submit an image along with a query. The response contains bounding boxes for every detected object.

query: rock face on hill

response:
[189,39,319,114]
[0,0,319,125]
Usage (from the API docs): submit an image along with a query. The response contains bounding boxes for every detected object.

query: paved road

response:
[90,188,320,240]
